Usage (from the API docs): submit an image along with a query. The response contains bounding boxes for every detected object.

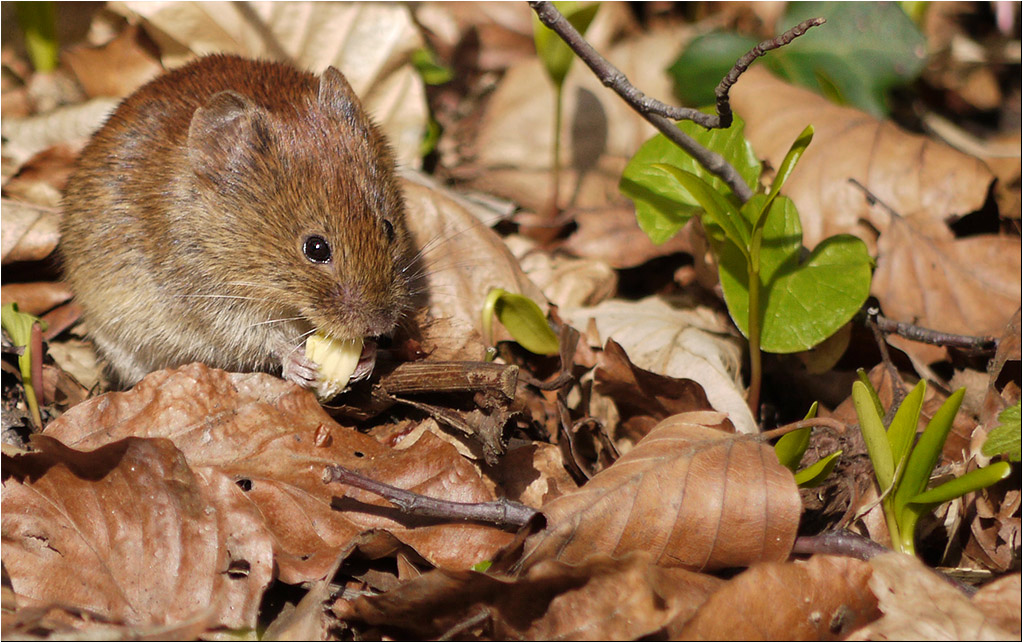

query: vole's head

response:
[184,65,416,344]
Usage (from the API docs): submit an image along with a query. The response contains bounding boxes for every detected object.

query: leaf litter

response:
[2,1,1020,640]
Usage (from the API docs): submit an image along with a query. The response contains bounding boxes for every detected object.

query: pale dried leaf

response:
[0,98,117,166]
[2,436,273,629]
[972,573,1022,637]
[110,1,426,166]
[561,296,754,434]
[519,412,801,571]
[401,172,548,358]
[673,555,879,640]
[40,363,513,583]
[0,199,61,264]
[847,552,1015,640]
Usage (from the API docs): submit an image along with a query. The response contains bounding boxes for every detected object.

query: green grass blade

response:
[775,401,818,471]
[753,125,814,233]
[855,368,886,422]
[893,387,965,514]
[887,379,926,489]
[853,380,894,490]
[794,449,842,488]
[909,462,1012,505]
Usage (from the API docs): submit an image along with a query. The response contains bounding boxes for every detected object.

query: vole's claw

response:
[282,353,320,388]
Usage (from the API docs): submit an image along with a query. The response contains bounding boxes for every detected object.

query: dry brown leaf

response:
[672,555,879,640]
[595,338,726,444]
[0,97,118,166]
[467,26,681,213]
[62,24,163,99]
[401,172,548,359]
[972,573,1022,637]
[335,551,723,640]
[39,363,513,583]
[518,412,801,572]
[873,218,1021,338]
[847,552,1015,640]
[110,1,426,166]
[2,435,273,629]
[732,66,994,252]
[561,296,754,434]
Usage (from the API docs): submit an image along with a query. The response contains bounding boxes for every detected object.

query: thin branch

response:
[323,465,538,529]
[528,1,825,203]
[759,417,848,441]
[868,308,998,352]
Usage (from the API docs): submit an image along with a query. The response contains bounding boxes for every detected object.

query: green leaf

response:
[649,165,749,255]
[794,450,842,488]
[1,302,44,426]
[667,3,927,117]
[482,289,559,356]
[770,2,928,116]
[854,381,894,491]
[886,380,927,490]
[909,462,1013,506]
[982,402,1021,462]
[620,114,761,244]
[766,125,813,207]
[533,2,600,87]
[714,195,873,352]
[775,401,818,471]
[893,388,965,515]
[668,31,759,106]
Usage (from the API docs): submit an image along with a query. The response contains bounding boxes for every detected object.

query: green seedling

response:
[1,303,46,427]
[533,1,600,213]
[623,121,872,413]
[482,288,560,359]
[775,402,843,487]
[852,376,1012,555]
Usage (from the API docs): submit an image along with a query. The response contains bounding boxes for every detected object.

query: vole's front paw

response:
[281,351,320,389]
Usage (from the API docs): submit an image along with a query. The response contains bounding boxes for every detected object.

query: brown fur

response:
[61,54,415,386]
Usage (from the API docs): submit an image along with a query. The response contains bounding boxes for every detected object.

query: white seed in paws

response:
[305,334,364,399]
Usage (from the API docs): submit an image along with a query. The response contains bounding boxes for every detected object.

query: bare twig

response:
[323,465,538,529]
[866,308,908,413]
[528,1,825,203]
[868,308,998,352]
[759,417,848,441]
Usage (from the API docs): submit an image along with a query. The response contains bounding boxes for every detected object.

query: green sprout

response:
[775,401,843,487]
[1,302,46,427]
[533,1,600,214]
[482,288,560,360]
[852,374,1012,555]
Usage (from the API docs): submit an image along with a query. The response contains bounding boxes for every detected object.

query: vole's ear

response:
[188,90,262,178]
[318,66,373,138]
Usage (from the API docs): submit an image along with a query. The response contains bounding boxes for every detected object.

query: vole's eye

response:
[303,235,331,263]
[382,219,395,242]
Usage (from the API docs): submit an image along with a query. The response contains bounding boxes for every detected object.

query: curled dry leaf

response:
[518,412,801,572]
[0,282,72,315]
[40,363,513,583]
[1,98,119,167]
[335,551,723,640]
[847,552,1015,640]
[401,173,548,359]
[561,296,754,434]
[672,555,879,640]
[111,1,426,166]
[595,338,727,444]
[2,436,274,629]
[62,24,163,99]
